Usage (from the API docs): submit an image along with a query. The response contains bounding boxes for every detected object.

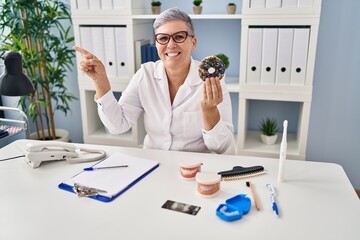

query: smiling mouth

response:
[166,52,181,57]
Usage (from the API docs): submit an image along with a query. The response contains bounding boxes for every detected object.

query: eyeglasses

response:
[155,31,194,45]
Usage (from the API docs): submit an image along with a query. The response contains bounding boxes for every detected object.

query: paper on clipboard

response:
[58,152,159,202]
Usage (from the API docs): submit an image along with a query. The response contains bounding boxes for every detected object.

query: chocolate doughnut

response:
[198,56,225,81]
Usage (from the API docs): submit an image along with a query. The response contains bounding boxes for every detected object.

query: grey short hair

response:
[153,7,195,36]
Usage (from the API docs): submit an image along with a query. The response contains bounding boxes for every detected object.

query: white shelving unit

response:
[70,0,321,159]
[237,0,322,160]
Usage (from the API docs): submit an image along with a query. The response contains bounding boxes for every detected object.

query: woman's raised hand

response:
[73,45,111,97]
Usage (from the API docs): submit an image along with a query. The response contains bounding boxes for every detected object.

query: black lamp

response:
[0,51,35,96]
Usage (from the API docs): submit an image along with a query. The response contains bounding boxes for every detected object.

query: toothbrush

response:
[278,120,288,183]
[246,181,260,211]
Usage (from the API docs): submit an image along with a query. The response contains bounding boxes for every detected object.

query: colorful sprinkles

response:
[198,56,225,81]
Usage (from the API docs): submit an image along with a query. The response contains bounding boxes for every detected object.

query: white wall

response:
[307,0,360,189]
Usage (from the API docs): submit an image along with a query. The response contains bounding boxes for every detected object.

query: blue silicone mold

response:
[216,194,251,221]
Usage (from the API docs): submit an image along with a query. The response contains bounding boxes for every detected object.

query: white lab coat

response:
[95,58,234,153]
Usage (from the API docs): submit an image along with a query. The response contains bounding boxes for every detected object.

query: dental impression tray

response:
[216,194,251,221]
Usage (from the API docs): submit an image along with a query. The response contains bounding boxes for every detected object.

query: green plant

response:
[151,1,161,7]
[259,117,278,136]
[0,0,76,140]
[228,2,236,6]
[216,53,230,69]
[193,0,203,6]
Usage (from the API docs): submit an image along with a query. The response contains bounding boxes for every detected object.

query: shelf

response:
[238,131,304,160]
[239,84,312,101]
[132,14,243,20]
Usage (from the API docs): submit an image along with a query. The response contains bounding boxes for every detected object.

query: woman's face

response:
[155,20,196,70]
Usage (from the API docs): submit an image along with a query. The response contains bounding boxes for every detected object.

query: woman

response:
[74,7,234,154]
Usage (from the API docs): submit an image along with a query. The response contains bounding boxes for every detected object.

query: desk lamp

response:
[0,51,34,96]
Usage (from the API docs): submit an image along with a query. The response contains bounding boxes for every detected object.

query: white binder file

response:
[266,0,282,8]
[276,28,294,85]
[298,0,314,7]
[261,28,278,85]
[77,0,89,9]
[282,0,298,8]
[88,0,101,9]
[79,27,93,53]
[101,0,113,9]
[290,28,310,85]
[103,27,118,77]
[115,27,128,76]
[91,27,105,65]
[250,0,266,8]
[247,28,263,84]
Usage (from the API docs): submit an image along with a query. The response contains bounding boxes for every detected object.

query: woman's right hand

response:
[73,45,111,98]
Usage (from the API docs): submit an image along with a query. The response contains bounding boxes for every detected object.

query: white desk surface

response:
[1,140,359,240]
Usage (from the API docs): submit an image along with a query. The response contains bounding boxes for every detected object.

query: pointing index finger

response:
[73,45,90,55]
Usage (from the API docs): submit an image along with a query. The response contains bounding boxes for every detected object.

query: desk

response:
[1,140,359,240]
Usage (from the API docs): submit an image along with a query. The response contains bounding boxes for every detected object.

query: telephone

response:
[19,140,106,168]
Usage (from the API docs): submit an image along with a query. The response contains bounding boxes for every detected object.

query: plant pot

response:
[151,6,161,14]
[30,129,70,142]
[260,134,278,145]
[227,5,237,14]
[193,6,202,14]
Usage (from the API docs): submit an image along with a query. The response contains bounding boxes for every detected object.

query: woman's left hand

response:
[201,77,222,130]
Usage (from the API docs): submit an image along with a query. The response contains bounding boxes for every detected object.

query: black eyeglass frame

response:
[154,31,194,45]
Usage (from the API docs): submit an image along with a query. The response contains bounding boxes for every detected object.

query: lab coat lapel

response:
[154,62,172,109]
[172,58,202,109]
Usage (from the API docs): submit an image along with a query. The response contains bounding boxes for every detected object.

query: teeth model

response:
[181,168,198,177]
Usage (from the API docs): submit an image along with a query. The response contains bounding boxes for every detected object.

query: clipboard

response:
[58,152,159,202]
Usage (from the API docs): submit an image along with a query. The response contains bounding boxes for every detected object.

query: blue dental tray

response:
[216,194,251,221]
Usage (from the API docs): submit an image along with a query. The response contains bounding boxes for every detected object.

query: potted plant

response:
[259,117,278,145]
[227,3,237,14]
[193,0,203,14]
[215,53,230,70]
[151,1,161,14]
[0,1,76,141]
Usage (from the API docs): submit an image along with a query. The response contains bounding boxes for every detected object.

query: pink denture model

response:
[178,159,202,180]
[196,172,221,198]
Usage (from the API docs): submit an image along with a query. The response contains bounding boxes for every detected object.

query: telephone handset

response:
[23,141,106,168]
[27,141,77,153]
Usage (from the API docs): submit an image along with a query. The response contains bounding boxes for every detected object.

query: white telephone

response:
[20,140,106,168]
